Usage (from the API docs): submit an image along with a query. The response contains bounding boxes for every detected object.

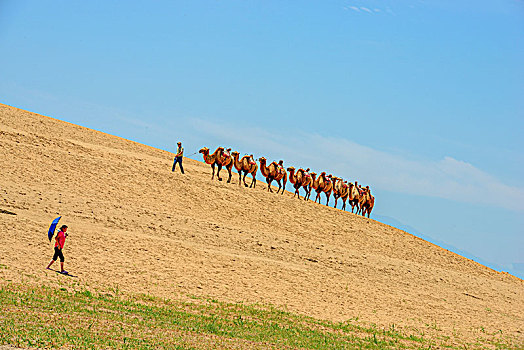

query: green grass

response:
[0,283,520,349]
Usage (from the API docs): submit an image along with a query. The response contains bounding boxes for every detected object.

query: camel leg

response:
[238,172,242,186]
[211,164,216,180]
[334,197,338,208]
[325,193,331,206]
[250,173,256,188]
[227,167,232,183]
[281,179,286,195]
[267,178,273,192]
[243,172,249,187]
[276,180,282,194]
[217,165,223,181]
[342,200,346,211]
[315,191,321,203]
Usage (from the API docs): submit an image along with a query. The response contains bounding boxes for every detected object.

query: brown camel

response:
[347,181,361,213]
[358,186,375,218]
[332,177,350,210]
[231,151,257,188]
[199,147,232,182]
[215,147,234,183]
[304,171,315,201]
[356,183,367,215]
[259,157,287,194]
[312,172,333,205]
[199,147,219,180]
[287,167,311,199]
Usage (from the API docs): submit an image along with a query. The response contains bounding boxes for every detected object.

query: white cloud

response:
[186,118,524,212]
[348,6,360,12]
[360,7,373,13]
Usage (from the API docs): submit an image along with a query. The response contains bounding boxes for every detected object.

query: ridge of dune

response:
[0,103,522,346]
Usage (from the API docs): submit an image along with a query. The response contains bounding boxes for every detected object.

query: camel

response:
[215,147,234,183]
[231,151,257,188]
[259,157,287,194]
[312,172,333,205]
[365,194,375,218]
[332,177,350,210]
[347,181,361,213]
[304,172,316,201]
[358,186,375,218]
[356,183,367,215]
[199,147,219,180]
[287,167,311,199]
[198,147,233,182]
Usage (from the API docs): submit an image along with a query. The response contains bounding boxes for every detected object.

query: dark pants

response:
[172,157,184,173]
[52,247,65,262]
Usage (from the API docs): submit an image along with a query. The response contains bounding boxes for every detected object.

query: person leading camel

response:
[172,142,185,174]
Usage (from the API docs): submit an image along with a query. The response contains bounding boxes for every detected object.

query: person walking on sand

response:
[46,225,69,274]
[172,141,185,174]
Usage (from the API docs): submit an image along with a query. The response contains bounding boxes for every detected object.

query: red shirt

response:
[55,230,66,249]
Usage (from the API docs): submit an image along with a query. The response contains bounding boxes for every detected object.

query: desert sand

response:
[0,103,522,347]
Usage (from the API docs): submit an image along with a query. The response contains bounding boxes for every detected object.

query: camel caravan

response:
[199,146,375,218]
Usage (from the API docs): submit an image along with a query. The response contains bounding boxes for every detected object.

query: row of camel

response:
[199,146,375,217]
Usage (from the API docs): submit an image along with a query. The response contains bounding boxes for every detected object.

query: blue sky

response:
[1,1,523,277]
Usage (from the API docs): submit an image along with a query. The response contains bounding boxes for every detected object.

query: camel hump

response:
[241,155,256,166]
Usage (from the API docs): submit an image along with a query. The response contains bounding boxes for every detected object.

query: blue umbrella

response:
[48,216,62,241]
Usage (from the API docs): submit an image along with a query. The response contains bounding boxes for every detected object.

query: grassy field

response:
[0,282,519,350]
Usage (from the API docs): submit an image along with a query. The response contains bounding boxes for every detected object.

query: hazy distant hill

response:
[375,215,524,279]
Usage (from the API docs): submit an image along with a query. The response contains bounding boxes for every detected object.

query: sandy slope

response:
[0,103,522,347]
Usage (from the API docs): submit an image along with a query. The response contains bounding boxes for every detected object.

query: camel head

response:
[259,157,267,165]
[231,151,239,157]
[286,166,295,172]
[199,147,209,155]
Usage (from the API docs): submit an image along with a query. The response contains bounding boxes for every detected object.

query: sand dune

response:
[0,103,522,346]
